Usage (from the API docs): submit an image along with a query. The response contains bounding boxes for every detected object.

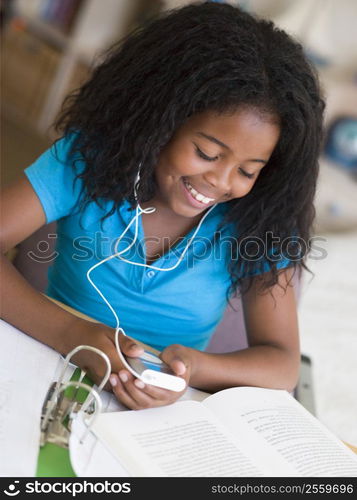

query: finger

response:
[109,373,150,410]
[137,381,183,400]
[110,371,184,409]
[117,370,158,408]
[119,333,144,357]
[160,347,188,376]
[169,358,186,376]
[121,367,186,400]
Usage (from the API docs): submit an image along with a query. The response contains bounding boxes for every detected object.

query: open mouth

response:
[181,178,216,208]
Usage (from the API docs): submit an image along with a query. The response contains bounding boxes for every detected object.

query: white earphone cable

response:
[86,168,217,378]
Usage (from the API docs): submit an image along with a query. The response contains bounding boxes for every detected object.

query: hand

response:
[109,343,195,410]
[68,318,144,389]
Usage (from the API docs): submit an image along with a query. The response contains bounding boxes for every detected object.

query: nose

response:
[203,163,234,198]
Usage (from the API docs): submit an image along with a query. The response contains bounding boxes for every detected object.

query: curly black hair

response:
[54,1,325,301]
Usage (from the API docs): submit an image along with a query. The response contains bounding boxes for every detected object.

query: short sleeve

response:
[24,134,84,223]
[242,246,294,279]
[260,255,292,274]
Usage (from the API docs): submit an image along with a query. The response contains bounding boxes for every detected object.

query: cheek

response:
[158,143,203,178]
[231,179,256,199]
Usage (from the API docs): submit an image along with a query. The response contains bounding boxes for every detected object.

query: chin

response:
[174,201,208,219]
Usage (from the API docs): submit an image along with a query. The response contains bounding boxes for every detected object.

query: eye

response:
[194,145,219,162]
[238,167,255,179]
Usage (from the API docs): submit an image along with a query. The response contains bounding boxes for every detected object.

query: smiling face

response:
[146,107,280,219]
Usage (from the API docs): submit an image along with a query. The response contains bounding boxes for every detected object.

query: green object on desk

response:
[36,443,75,477]
[36,368,94,477]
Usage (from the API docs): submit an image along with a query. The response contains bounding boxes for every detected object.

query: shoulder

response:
[23,133,86,223]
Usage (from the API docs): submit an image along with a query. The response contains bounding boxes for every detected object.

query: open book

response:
[84,387,357,477]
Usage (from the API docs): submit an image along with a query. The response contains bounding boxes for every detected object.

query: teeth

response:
[184,180,215,204]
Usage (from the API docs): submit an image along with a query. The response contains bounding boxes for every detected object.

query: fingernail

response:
[134,379,145,389]
[119,371,128,383]
[176,361,186,376]
[110,375,118,387]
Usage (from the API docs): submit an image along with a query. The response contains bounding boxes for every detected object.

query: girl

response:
[1,2,324,410]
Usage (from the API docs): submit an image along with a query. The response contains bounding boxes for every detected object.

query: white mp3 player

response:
[124,350,186,392]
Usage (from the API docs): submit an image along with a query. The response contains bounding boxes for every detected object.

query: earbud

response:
[133,163,142,202]
[133,163,156,214]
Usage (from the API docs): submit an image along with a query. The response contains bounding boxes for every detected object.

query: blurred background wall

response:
[1,0,357,445]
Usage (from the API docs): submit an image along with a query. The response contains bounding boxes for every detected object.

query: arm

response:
[0,175,143,385]
[110,267,300,409]
[181,267,300,393]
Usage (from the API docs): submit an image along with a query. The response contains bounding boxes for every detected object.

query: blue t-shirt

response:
[25,136,290,352]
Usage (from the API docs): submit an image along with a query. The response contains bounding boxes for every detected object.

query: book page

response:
[91,400,264,477]
[204,387,357,477]
[69,384,211,476]
[70,414,131,477]
[0,319,64,476]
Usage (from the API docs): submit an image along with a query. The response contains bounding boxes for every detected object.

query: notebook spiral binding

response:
[40,345,111,448]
